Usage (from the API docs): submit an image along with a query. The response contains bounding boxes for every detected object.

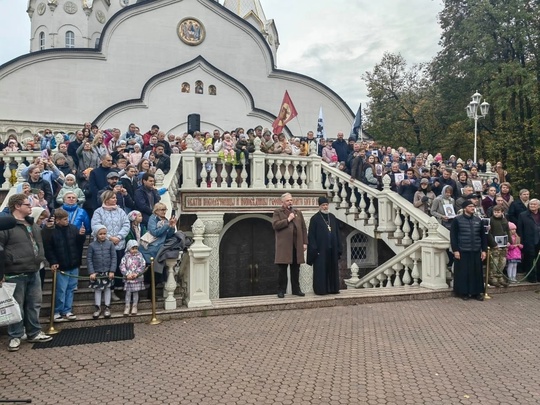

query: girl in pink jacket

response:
[506,222,523,282]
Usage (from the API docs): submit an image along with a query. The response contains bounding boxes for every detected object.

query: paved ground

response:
[1,291,539,405]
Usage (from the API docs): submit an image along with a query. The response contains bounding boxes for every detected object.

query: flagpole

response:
[360,103,363,142]
[295,116,303,139]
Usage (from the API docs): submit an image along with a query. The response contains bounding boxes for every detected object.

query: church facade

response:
[1,0,354,138]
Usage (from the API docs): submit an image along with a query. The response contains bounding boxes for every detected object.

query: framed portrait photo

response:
[394,173,404,186]
[472,180,483,192]
[443,203,456,218]
[494,235,508,247]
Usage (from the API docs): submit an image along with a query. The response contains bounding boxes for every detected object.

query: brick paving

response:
[1,291,540,404]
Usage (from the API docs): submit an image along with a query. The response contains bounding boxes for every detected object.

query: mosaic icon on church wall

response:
[177,18,205,46]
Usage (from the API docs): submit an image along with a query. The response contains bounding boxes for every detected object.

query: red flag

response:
[272,91,298,134]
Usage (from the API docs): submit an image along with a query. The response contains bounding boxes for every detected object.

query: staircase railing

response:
[320,163,451,290]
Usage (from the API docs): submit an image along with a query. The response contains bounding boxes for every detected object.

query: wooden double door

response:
[219,218,276,298]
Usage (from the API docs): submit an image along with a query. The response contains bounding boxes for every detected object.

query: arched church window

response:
[181,82,190,93]
[195,81,203,94]
[209,85,217,96]
[95,37,100,49]
[39,32,45,50]
[346,230,378,268]
[65,31,75,48]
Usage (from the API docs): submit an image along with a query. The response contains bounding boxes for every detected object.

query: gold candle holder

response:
[148,258,161,325]
[46,270,59,335]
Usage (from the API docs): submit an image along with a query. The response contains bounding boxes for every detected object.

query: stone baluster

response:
[401,259,411,286]
[393,207,404,238]
[275,159,283,187]
[325,172,333,190]
[186,219,213,308]
[164,256,180,310]
[411,256,420,286]
[210,156,218,188]
[299,161,307,189]
[2,157,12,189]
[392,263,403,286]
[199,158,207,188]
[367,196,376,226]
[358,192,367,220]
[291,160,300,188]
[238,161,248,188]
[339,177,348,209]
[266,157,275,188]
[411,220,420,242]
[376,272,386,288]
[402,213,412,245]
[282,162,292,189]
[349,184,358,214]
[384,267,394,288]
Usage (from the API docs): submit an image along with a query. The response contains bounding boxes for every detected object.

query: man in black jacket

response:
[42,208,86,322]
[134,173,160,225]
[517,198,540,283]
[1,194,52,351]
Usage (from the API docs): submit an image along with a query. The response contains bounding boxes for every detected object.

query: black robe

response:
[307,212,342,295]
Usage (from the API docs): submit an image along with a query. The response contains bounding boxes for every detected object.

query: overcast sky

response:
[0,0,444,110]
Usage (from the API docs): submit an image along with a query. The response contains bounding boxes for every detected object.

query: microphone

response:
[0,215,17,231]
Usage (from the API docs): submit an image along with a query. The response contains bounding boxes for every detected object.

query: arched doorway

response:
[219,217,276,298]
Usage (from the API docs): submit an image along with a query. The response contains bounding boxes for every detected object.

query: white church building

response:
[0,0,354,138]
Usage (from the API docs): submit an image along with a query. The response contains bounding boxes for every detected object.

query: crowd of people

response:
[0,122,539,352]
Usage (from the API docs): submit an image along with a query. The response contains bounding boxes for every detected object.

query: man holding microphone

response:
[272,193,308,298]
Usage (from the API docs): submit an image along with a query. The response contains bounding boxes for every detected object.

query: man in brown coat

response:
[272,193,308,298]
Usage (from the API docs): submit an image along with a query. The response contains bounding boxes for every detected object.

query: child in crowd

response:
[487,205,510,287]
[129,143,143,166]
[87,225,117,319]
[120,240,146,316]
[506,222,522,283]
[222,133,235,162]
[126,210,146,244]
[42,208,86,322]
[56,174,85,205]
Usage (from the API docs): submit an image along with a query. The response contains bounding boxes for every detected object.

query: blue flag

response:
[350,104,362,141]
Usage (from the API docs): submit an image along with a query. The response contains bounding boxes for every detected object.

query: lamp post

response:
[466,90,490,163]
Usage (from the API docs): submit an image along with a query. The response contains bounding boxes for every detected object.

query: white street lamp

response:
[466,90,490,163]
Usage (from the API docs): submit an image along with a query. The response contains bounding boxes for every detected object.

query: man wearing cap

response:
[98,172,134,212]
[272,193,308,298]
[307,197,342,295]
[450,199,487,301]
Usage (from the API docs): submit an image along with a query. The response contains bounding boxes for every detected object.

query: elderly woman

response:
[139,202,177,264]
[91,190,130,296]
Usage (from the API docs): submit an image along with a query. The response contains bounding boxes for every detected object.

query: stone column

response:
[186,219,213,308]
[197,213,224,299]
[419,217,451,290]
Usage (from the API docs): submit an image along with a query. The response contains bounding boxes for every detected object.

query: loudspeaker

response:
[187,114,200,135]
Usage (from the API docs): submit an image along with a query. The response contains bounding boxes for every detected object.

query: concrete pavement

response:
[1,290,539,404]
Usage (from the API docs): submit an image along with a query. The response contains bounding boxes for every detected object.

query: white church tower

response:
[222,0,279,63]
[26,0,134,51]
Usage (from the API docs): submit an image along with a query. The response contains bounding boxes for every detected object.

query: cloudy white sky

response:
[0,0,444,110]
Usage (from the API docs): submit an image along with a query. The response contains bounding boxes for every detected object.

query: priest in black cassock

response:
[450,199,487,301]
[307,197,342,295]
